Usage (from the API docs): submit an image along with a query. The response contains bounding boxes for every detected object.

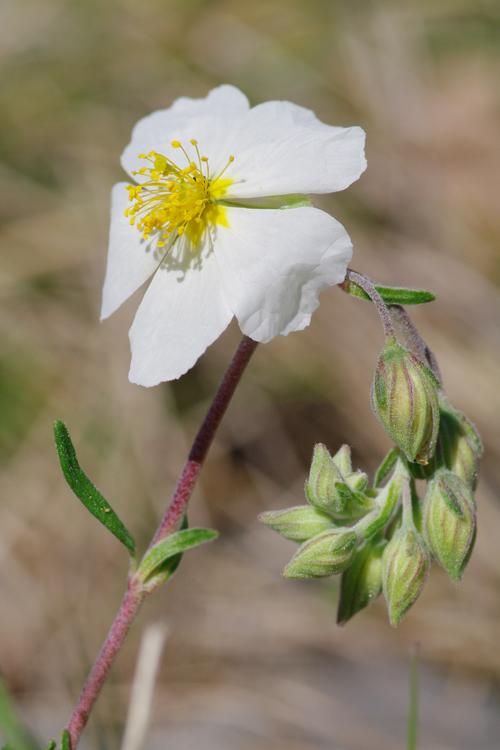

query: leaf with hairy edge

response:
[157,514,188,581]
[344,281,435,306]
[53,421,135,555]
[138,528,218,583]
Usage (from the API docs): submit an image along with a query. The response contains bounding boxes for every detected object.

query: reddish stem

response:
[67,582,144,746]
[67,335,258,749]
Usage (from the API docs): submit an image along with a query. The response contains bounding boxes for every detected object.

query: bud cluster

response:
[260,292,483,627]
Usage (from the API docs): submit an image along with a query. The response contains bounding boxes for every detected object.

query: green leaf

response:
[0,680,38,750]
[344,281,435,306]
[42,742,56,750]
[155,513,188,581]
[53,421,135,555]
[60,731,70,750]
[138,528,218,583]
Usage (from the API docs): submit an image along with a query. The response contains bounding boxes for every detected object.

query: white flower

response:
[101,85,366,386]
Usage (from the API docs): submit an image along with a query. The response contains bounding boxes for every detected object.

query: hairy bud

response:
[332,444,352,475]
[337,539,386,625]
[437,405,482,489]
[371,338,440,464]
[382,527,430,626]
[258,505,333,542]
[410,401,483,488]
[283,528,358,579]
[423,470,476,581]
[305,443,373,523]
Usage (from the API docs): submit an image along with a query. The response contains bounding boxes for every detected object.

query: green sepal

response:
[138,527,218,584]
[423,470,476,581]
[357,470,403,542]
[374,448,399,488]
[283,528,358,579]
[220,194,311,210]
[60,731,70,750]
[382,527,430,626]
[53,421,136,555]
[371,339,440,464]
[258,505,333,542]
[344,280,435,306]
[337,538,386,625]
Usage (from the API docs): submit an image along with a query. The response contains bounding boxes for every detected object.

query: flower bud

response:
[283,528,358,579]
[258,505,333,542]
[305,443,373,523]
[371,338,440,464]
[409,402,483,488]
[337,539,386,625]
[332,445,369,491]
[346,470,369,493]
[332,444,352,475]
[423,470,476,581]
[382,527,430,626]
[438,406,482,489]
[305,443,342,513]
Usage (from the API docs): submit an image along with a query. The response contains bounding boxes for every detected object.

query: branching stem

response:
[345,270,396,338]
[66,335,258,749]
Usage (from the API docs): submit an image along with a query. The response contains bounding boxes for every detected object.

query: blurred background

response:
[1,0,500,748]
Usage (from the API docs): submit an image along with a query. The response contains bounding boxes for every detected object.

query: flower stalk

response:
[66,335,257,749]
[345,269,396,338]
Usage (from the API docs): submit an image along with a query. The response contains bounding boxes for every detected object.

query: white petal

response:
[128,240,233,386]
[121,85,249,178]
[101,183,167,320]
[213,206,352,342]
[225,100,366,198]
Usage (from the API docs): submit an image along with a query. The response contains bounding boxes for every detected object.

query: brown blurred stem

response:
[66,335,258,749]
[345,269,395,338]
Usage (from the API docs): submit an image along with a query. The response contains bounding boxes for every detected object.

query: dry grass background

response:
[1,1,500,748]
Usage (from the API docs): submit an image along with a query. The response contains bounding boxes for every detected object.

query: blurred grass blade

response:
[53,421,135,555]
[344,280,435,305]
[120,623,168,750]
[139,528,218,583]
[60,731,70,750]
[407,645,420,750]
[0,679,38,750]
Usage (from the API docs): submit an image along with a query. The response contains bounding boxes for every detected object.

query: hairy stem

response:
[67,335,258,749]
[390,305,442,385]
[345,269,395,338]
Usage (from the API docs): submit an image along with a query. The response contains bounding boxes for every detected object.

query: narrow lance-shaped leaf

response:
[53,421,135,555]
[138,528,218,583]
[60,731,71,750]
[343,280,435,306]
[157,513,188,580]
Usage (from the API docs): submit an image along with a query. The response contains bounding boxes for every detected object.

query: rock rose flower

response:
[101,85,366,386]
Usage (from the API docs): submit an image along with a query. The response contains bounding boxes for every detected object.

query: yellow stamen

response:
[125,141,235,248]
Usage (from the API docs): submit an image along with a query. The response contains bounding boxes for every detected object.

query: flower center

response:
[125,139,234,248]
